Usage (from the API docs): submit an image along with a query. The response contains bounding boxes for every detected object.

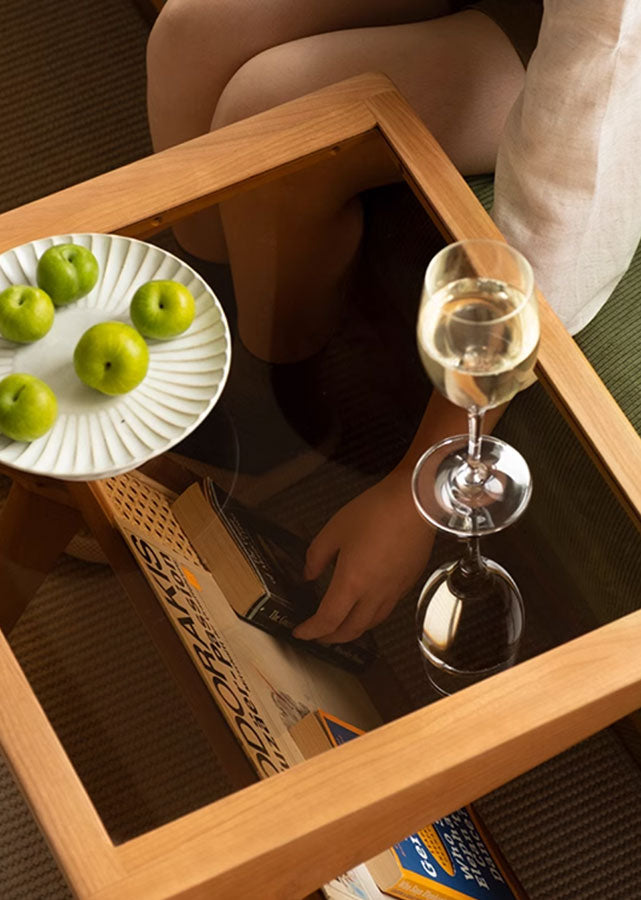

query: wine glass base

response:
[412,434,532,537]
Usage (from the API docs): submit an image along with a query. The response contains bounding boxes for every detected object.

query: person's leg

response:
[146,0,450,260]
[147,0,450,147]
[215,11,526,361]
[147,0,448,260]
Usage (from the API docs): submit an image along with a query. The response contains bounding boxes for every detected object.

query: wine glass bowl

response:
[416,267,539,414]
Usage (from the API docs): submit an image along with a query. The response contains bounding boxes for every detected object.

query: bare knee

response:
[148,0,233,74]
[213,40,345,128]
[149,0,205,60]
[146,0,263,149]
[148,0,323,102]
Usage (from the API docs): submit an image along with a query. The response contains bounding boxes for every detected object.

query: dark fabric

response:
[453,0,544,66]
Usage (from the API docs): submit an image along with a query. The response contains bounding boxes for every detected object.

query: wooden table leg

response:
[0,480,83,634]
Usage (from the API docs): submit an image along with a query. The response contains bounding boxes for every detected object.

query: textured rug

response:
[0,0,152,216]
[2,2,641,898]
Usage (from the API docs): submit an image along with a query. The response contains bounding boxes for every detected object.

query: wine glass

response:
[412,239,538,537]
[412,239,538,694]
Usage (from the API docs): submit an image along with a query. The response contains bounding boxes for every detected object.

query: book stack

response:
[114,508,383,898]
[116,519,381,777]
[114,474,526,899]
[172,478,376,671]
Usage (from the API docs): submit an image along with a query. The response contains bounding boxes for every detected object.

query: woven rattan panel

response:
[103,471,202,564]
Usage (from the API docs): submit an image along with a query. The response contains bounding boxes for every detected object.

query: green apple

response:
[0,373,58,442]
[36,243,99,307]
[73,321,149,395]
[130,279,195,340]
[0,285,55,343]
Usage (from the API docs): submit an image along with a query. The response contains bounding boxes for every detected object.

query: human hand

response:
[292,469,435,644]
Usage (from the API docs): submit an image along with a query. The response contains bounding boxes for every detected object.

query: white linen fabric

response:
[492,0,641,335]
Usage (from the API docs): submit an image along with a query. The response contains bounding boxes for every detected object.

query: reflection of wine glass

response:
[413,239,538,536]
[416,535,524,696]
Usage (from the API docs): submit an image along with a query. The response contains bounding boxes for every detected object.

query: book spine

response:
[304,634,372,671]
[245,594,301,633]
[204,480,275,596]
[465,807,528,900]
[245,599,371,672]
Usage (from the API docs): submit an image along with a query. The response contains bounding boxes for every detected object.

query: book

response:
[115,518,381,778]
[171,477,377,671]
[366,809,526,900]
[289,712,526,900]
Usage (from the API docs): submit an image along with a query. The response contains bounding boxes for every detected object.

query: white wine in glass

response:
[418,277,539,413]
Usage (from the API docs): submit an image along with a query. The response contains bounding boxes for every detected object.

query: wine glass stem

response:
[465,406,487,483]
[461,536,483,575]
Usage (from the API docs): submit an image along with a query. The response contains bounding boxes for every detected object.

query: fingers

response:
[296,480,432,644]
[304,520,340,581]
[293,559,358,640]
[316,594,394,644]
[294,555,399,644]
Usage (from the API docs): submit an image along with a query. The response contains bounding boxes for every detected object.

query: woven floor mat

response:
[0,0,152,216]
[476,729,641,899]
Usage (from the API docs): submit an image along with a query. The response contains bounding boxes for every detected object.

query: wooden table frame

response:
[1,73,641,899]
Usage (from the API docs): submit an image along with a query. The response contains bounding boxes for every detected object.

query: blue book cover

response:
[321,711,365,746]
[390,807,518,899]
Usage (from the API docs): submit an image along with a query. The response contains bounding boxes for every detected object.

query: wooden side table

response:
[1,73,641,899]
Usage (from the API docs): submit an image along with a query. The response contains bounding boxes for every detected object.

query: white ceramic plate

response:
[0,233,231,480]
